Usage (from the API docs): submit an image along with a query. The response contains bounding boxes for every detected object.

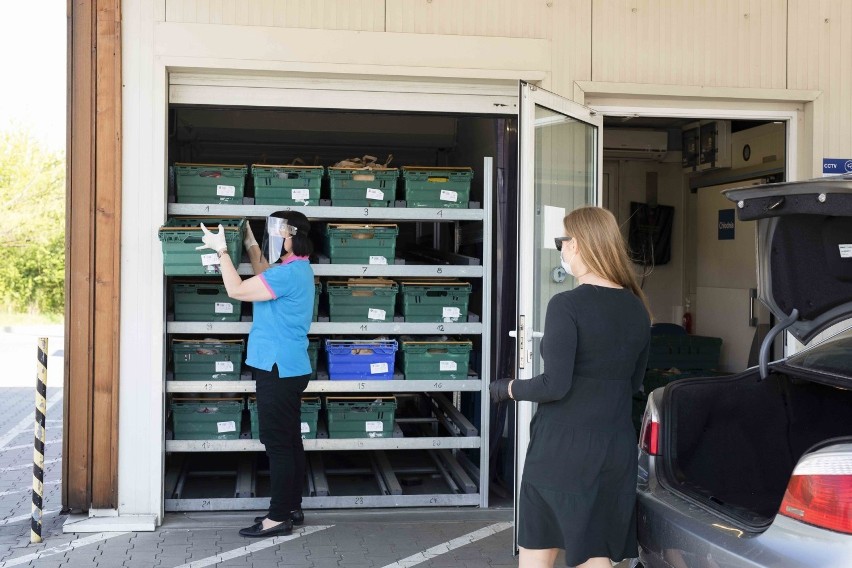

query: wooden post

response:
[64,0,122,512]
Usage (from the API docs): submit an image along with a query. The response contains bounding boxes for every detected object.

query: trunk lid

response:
[723,175,852,345]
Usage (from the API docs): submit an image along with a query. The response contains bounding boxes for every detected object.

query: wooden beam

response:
[64,0,95,512]
[91,0,122,509]
[65,0,122,511]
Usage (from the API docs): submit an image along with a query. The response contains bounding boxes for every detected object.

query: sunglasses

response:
[554,236,572,251]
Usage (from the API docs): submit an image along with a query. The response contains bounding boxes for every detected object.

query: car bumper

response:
[638,471,852,568]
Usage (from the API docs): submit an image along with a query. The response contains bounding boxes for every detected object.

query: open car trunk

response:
[660,370,852,529]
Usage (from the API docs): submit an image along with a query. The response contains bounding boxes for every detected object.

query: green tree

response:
[0,128,65,314]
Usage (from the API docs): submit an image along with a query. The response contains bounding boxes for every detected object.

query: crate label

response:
[367,308,386,321]
[216,184,236,197]
[217,421,236,433]
[291,188,310,200]
[370,362,389,375]
[440,360,458,372]
[365,421,383,432]
[840,244,852,258]
[215,361,234,372]
[440,189,458,202]
[201,253,220,267]
[301,422,310,433]
[369,256,388,265]
[214,302,233,314]
[442,307,461,319]
[366,187,385,200]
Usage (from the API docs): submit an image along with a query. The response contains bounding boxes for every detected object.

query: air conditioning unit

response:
[603,129,668,161]
[730,122,785,170]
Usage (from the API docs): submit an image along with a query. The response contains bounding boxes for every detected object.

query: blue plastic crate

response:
[325,339,398,381]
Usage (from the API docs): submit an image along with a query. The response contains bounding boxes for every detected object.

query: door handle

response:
[512,316,526,369]
[748,288,758,327]
[531,331,544,339]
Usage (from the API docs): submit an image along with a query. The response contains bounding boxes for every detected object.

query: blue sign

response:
[718,209,735,240]
[822,158,852,176]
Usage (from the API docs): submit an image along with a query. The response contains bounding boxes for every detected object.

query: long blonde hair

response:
[563,207,653,318]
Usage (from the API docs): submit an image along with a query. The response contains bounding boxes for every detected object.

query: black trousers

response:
[253,366,311,522]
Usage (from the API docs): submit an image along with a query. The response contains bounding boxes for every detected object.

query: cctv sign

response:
[822,158,852,177]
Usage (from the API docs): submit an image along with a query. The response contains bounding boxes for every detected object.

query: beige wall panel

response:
[386,0,550,38]
[788,0,852,161]
[592,0,786,89]
[165,0,386,30]
[548,0,592,98]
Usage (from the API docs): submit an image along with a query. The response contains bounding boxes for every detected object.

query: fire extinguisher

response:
[682,299,693,334]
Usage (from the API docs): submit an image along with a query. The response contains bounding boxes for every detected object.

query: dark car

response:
[636,176,852,567]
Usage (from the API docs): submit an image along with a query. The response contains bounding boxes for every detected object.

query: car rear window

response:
[786,333,852,377]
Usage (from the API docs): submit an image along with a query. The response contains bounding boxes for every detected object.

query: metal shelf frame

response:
[168,203,485,222]
[163,157,494,511]
[166,437,480,452]
[166,380,483,393]
[167,321,483,335]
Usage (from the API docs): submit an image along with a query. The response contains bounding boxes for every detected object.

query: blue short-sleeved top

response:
[245,256,314,378]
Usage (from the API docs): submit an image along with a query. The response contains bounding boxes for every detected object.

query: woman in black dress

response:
[491,206,652,568]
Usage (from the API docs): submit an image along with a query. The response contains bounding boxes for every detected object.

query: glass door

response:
[512,82,602,551]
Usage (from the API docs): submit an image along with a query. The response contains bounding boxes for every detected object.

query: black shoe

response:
[239,518,293,538]
[254,509,304,526]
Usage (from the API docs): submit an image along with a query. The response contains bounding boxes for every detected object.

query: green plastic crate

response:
[252,164,323,206]
[307,338,319,381]
[171,397,244,440]
[174,163,247,204]
[399,280,471,322]
[401,167,473,208]
[172,339,245,381]
[172,281,241,322]
[328,167,398,207]
[325,396,396,439]
[313,279,321,322]
[249,396,321,440]
[326,279,398,322]
[400,339,473,381]
[159,216,246,276]
[324,224,398,265]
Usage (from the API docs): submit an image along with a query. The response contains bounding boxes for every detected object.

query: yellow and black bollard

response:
[31,337,48,544]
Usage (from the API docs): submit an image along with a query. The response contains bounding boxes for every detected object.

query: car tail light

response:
[779,450,852,534]
[639,404,661,456]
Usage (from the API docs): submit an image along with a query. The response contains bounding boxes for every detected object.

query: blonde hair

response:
[563,206,653,318]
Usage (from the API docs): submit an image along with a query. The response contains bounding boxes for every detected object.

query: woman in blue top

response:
[198,210,315,538]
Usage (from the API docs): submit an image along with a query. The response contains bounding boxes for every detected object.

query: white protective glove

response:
[243,223,259,251]
[196,223,228,253]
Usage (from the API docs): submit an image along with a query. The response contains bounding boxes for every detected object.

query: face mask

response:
[561,251,576,277]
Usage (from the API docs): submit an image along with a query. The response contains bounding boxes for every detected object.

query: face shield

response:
[261,216,298,261]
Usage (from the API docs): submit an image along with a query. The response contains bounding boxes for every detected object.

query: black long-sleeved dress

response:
[512,284,651,566]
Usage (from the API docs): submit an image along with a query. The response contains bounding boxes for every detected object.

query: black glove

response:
[489,379,513,403]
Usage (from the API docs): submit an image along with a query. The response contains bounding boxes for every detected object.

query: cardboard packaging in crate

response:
[172,280,242,322]
[174,163,247,204]
[172,338,245,381]
[159,216,247,276]
[325,339,398,380]
[325,396,397,439]
[399,280,471,322]
[249,396,321,440]
[324,224,398,265]
[401,166,473,208]
[400,338,473,381]
[327,278,398,322]
[252,164,323,206]
[328,167,398,207]
[170,397,244,440]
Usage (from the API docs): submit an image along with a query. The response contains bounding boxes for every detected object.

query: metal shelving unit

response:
[163,158,493,511]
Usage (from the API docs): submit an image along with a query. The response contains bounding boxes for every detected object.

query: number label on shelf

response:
[436,267,443,274]
[363,208,370,217]
[354,497,364,505]
[358,382,366,390]
[437,325,445,332]
[203,383,214,391]
[200,441,212,450]
[433,382,443,389]
[360,324,368,331]
[432,439,442,447]
[201,499,212,509]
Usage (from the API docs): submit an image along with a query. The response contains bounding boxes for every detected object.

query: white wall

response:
[604,158,685,325]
